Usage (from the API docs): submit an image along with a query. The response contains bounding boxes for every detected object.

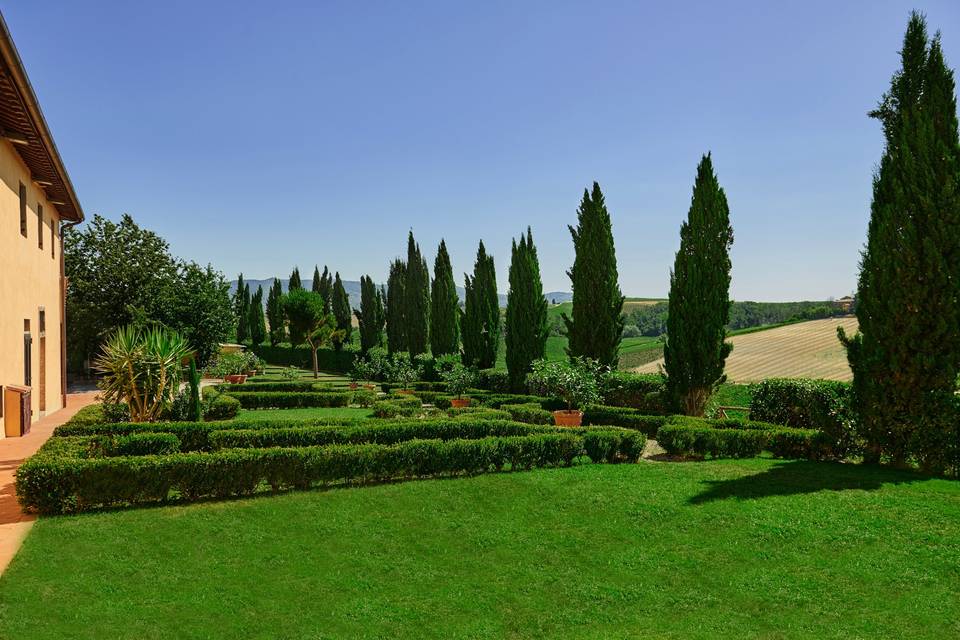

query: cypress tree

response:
[404,231,430,357]
[236,282,250,344]
[266,278,286,346]
[248,285,267,346]
[331,272,353,351]
[316,266,333,313]
[562,182,624,367]
[461,241,499,369]
[663,154,735,416]
[354,274,385,354]
[288,267,303,292]
[430,239,460,356]
[386,258,407,354]
[506,228,548,391]
[233,273,246,341]
[840,13,960,473]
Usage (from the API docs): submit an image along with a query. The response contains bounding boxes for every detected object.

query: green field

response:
[2,460,956,639]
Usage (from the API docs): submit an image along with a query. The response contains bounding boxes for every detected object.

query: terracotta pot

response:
[350,382,358,390]
[396,388,414,395]
[364,384,376,391]
[553,410,583,427]
[450,397,471,409]
[225,374,247,384]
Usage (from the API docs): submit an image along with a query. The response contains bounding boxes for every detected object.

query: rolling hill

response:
[633,316,858,382]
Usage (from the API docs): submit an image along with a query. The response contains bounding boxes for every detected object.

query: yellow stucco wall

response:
[0,139,64,434]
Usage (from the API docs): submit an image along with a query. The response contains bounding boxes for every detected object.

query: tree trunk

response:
[310,342,319,378]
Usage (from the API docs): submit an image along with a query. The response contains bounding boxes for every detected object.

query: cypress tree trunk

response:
[430,239,460,356]
[332,272,353,351]
[462,241,499,368]
[840,13,960,473]
[506,228,548,391]
[663,154,734,417]
[386,259,407,354]
[404,232,431,357]
[563,182,624,367]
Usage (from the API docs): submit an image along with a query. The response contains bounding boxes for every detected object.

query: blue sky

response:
[6,1,960,300]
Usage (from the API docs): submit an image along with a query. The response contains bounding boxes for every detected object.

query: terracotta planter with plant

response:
[441,363,477,411]
[526,358,603,429]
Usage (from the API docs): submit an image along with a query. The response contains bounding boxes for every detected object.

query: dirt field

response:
[633,317,858,382]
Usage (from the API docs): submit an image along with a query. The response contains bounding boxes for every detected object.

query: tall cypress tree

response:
[233,273,246,340]
[404,232,431,357]
[288,267,303,292]
[663,154,734,416]
[840,13,960,473]
[430,239,460,356]
[236,282,251,344]
[386,258,407,354]
[266,278,286,346]
[248,285,267,346]
[316,266,333,314]
[312,266,322,294]
[354,274,385,354]
[562,182,624,367]
[461,241,499,369]
[331,272,353,351]
[506,228,548,391]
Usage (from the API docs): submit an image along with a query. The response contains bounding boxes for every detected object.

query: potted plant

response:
[526,359,602,427]
[244,352,264,377]
[388,354,422,394]
[442,363,476,408]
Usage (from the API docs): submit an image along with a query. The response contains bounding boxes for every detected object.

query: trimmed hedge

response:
[601,372,667,414]
[208,419,558,449]
[372,396,425,419]
[476,369,511,393]
[502,403,554,425]
[225,391,351,410]
[582,405,667,438]
[217,381,338,393]
[749,378,855,457]
[95,433,181,457]
[17,434,586,514]
[656,422,829,460]
[447,407,513,420]
[206,394,241,420]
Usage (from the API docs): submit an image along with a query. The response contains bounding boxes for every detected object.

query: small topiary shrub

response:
[205,394,241,421]
[476,368,510,393]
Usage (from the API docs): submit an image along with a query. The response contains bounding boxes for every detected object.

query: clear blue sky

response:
[6,1,959,300]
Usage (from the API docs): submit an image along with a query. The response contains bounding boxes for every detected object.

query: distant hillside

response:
[230,279,572,310]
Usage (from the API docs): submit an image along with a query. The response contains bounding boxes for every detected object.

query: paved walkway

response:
[0,391,99,576]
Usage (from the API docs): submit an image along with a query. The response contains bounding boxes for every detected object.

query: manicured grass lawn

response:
[2,460,958,639]
[234,406,373,422]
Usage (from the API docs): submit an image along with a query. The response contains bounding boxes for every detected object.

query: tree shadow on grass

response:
[689,460,930,505]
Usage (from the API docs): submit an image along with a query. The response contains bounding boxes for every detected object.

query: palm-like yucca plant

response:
[94,325,191,422]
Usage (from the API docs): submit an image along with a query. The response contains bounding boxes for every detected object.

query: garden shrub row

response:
[447,407,513,420]
[749,378,855,456]
[225,391,352,410]
[501,403,554,425]
[372,396,424,418]
[600,371,668,414]
[582,405,667,437]
[208,419,558,449]
[17,429,643,515]
[656,421,829,460]
[217,381,342,393]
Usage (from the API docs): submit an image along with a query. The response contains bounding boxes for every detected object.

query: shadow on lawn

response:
[688,460,929,505]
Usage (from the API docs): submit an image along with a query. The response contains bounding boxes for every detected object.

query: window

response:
[39,307,46,337]
[38,203,43,249]
[19,182,26,237]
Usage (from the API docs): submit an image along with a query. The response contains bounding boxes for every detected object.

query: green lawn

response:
[2,460,957,639]
[234,406,373,422]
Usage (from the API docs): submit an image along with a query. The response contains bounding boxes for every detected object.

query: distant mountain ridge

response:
[229,279,573,309]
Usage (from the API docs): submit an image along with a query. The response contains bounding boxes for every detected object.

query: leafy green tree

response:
[248,285,267,346]
[266,278,286,346]
[386,258,407,354]
[506,228,548,391]
[282,289,343,378]
[288,267,303,292]
[430,239,459,356]
[354,275,385,354]
[235,281,250,344]
[331,272,353,350]
[63,214,231,368]
[563,182,624,367]
[404,231,431,357]
[839,13,960,473]
[159,261,234,366]
[461,241,499,368]
[663,154,735,416]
